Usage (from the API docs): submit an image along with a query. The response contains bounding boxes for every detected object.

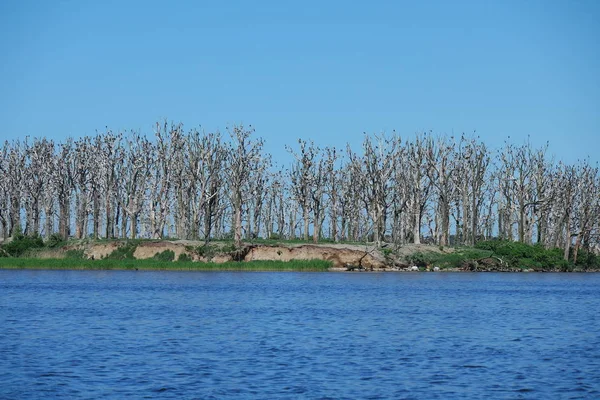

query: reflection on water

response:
[1,271,599,399]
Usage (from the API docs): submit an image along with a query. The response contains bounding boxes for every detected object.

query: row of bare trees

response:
[1,123,599,257]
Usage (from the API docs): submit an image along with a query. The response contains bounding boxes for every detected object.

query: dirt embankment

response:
[132,241,188,261]
[80,240,394,269]
[244,244,385,269]
[85,242,120,260]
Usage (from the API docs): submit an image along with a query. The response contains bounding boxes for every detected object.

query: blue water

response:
[1,271,599,399]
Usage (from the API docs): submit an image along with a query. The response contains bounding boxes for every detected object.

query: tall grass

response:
[0,258,332,271]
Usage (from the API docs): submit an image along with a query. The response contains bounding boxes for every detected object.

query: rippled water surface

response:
[1,271,599,399]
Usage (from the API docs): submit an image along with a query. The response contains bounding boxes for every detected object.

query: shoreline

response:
[1,239,598,273]
[0,260,597,273]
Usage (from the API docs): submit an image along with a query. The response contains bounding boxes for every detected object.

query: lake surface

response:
[1,271,599,399]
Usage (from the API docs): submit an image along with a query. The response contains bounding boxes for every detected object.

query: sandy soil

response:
[73,240,454,270]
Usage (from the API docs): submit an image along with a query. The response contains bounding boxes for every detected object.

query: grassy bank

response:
[1,231,599,271]
[407,240,600,272]
[0,258,333,271]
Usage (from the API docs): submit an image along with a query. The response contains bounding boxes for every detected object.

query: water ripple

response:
[1,271,599,398]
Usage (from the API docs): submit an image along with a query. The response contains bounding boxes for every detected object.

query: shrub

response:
[475,239,505,252]
[106,241,139,260]
[531,245,563,267]
[432,253,462,268]
[574,248,600,270]
[408,252,438,268]
[46,233,66,248]
[177,253,192,262]
[65,249,86,259]
[558,259,573,272]
[220,243,237,253]
[494,241,534,259]
[187,244,218,260]
[153,250,175,262]
[1,232,45,257]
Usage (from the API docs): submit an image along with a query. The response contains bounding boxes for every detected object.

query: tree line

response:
[1,122,598,261]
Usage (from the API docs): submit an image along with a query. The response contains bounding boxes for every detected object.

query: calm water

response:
[1,271,599,399]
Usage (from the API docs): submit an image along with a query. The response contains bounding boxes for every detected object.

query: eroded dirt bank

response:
[243,244,385,269]
[81,240,395,270]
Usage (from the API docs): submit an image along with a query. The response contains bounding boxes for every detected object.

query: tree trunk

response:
[572,233,581,265]
[440,199,449,246]
[563,218,571,261]
[303,207,309,241]
[93,192,100,239]
[412,202,421,244]
[105,192,114,239]
[44,205,53,239]
[130,212,137,240]
[234,191,243,248]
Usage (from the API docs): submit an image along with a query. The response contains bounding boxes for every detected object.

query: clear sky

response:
[1,0,598,166]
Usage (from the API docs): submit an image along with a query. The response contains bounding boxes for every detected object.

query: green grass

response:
[105,240,140,260]
[0,258,333,271]
[407,240,600,271]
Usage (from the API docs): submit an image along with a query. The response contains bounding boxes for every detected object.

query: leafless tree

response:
[225,124,265,248]
[406,133,432,244]
[288,139,319,241]
[426,135,456,246]
[1,121,598,258]
[115,132,152,239]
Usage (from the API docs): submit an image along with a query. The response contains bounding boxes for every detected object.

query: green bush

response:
[475,239,503,252]
[220,243,237,253]
[558,259,573,272]
[106,241,139,260]
[65,249,86,259]
[438,249,492,269]
[46,233,66,248]
[1,232,45,257]
[473,239,599,270]
[531,245,563,267]
[494,241,534,259]
[177,253,192,262]
[574,248,600,269]
[432,253,463,269]
[153,250,175,262]
[408,252,438,268]
[186,244,219,260]
[381,248,393,258]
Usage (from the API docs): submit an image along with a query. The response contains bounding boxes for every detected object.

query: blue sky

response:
[1,0,598,166]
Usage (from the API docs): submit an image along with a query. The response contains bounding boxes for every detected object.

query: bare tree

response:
[116,132,152,240]
[0,143,10,240]
[96,131,122,239]
[426,135,456,246]
[571,161,599,264]
[358,134,398,246]
[461,136,490,245]
[5,140,26,237]
[146,122,184,239]
[23,138,55,236]
[225,124,265,248]
[288,139,319,241]
[323,147,341,242]
[53,140,75,240]
[406,133,432,244]
[2,121,599,261]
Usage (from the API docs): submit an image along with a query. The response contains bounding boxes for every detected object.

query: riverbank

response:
[1,236,598,272]
[0,258,332,271]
